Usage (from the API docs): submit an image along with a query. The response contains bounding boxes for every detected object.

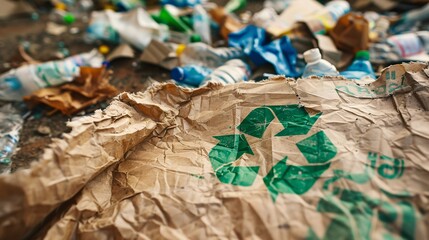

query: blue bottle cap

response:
[171,67,185,82]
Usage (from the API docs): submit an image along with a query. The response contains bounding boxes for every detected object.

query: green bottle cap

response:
[63,13,76,25]
[356,50,370,60]
[190,34,202,43]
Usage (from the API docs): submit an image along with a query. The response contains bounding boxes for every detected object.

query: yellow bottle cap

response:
[98,45,110,55]
[104,4,116,10]
[55,2,67,11]
[176,44,186,56]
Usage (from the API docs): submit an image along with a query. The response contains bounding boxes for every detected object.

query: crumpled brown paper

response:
[1,63,429,239]
[24,67,118,115]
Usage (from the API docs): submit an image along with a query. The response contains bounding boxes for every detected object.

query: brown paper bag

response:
[1,63,429,239]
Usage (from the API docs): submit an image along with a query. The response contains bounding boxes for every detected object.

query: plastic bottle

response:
[302,48,339,78]
[176,42,245,69]
[388,31,429,58]
[158,5,193,33]
[391,3,429,34]
[0,50,103,101]
[305,0,350,34]
[193,5,211,45]
[201,59,251,85]
[340,51,376,80]
[171,65,213,87]
[0,105,23,167]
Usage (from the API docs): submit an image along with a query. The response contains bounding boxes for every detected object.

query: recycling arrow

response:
[237,104,321,138]
[208,134,259,186]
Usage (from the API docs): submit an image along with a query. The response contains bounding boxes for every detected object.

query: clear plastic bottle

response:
[176,42,245,69]
[340,50,376,80]
[0,50,104,101]
[202,59,251,85]
[0,105,23,167]
[388,31,429,58]
[193,5,211,45]
[302,48,339,78]
[171,65,213,87]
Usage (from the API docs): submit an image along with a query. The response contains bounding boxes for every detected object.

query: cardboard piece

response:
[23,67,118,115]
[106,43,135,62]
[139,39,178,70]
[0,0,35,19]
[1,63,429,239]
[266,0,324,38]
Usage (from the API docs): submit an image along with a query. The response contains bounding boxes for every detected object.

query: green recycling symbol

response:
[208,104,337,201]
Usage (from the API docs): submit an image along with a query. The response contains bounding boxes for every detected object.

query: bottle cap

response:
[171,67,185,81]
[55,3,67,11]
[303,48,322,63]
[98,45,110,55]
[176,44,186,56]
[355,50,370,60]
[190,34,202,43]
[63,13,76,25]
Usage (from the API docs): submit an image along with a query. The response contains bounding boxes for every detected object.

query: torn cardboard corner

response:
[106,43,135,62]
[1,63,429,239]
[24,67,118,115]
[140,39,178,70]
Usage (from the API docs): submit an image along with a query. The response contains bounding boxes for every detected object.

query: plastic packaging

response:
[160,0,204,8]
[0,105,23,169]
[251,8,278,29]
[0,50,103,101]
[202,59,251,85]
[171,65,213,87]
[340,50,376,80]
[302,48,339,78]
[176,42,245,69]
[86,8,169,50]
[193,5,211,44]
[228,25,299,77]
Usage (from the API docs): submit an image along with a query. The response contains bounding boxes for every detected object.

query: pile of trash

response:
[0,0,429,239]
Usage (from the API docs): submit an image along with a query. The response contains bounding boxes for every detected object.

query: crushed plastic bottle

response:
[201,59,251,85]
[176,42,245,69]
[171,65,213,87]
[0,105,23,171]
[0,50,103,101]
[302,48,339,78]
[340,50,376,80]
[304,0,350,34]
[193,5,211,44]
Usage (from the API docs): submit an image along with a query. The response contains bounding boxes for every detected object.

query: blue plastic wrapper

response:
[160,0,203,8]
[229,25,300,77]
